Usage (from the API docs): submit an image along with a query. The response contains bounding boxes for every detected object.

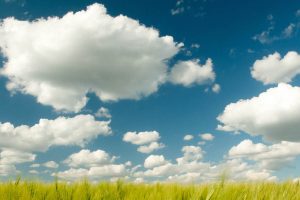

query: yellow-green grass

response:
[0,179,300,200]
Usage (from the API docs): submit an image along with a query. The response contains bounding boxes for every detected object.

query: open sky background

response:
[1,0,300,183]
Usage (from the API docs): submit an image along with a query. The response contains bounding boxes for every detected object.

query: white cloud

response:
[200,133,214,141]
[56,163,127,182]
[251,52,300,84]
[144,155,167,169]
[183,134,194,141]
[29,170,39,174]
[217,83,300,142]
[171,7,185,15]
[282,24,296,38]
[229,140,268,157]
[212,83,221,93]
[133,145,276,183]
[0,149,35,165]
[177,146,203,164]
[95,107,112,119]
[191,43,200,49]
[169,59,215,87]
[143,163,178,177]
[30,163,40,168]
[137,142,165,154]
[0,114,111,152]
[171,0,185,15]
[228,139,300,170]
[253,21,296,44]
[0,3,181,112]
[64,149,114,168]
[43,161,59,169]
[123,131,160,145]
[0,164,17,177]
[123,131,164,154]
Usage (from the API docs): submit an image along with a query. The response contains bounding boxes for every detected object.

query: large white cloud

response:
[217,83,300,142]
[251,52,300,84]
[64,149,114,168]
[0,3,182,112]
[169,59,215,87]
[228,139,300,170]
[0,114,111,152]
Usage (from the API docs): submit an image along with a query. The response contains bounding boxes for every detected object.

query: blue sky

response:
[0,0,300,183]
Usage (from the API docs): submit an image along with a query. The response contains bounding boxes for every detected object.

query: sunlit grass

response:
[0,178,300,199]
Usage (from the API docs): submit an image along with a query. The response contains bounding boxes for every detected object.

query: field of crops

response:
[0,179,300,200]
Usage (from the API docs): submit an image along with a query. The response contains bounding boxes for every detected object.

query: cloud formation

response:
[251,52,300,84]
[0,3,181,112]
[123,131,165,154]
[0,114,111,152]
[217,83,300,142]
[55,149,128,182]
[200,133,214,141]
[144,155,167,169]
[169,59,215,87]
[229,139,300,170]
[64,149,115,168]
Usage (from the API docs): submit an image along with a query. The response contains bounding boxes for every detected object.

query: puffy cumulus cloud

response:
[0,114,111,152]
[43,161,59,169]
[0,149,35,165]
[56,165,127,182]
[169,59,215,87]
[229,140,268,157]
[176,146,203,164]
[137,142,165,154]
[0,150,33,176]
[217,83,300,142]
[57,144,277,183]
[228,139,300,170]
[123,131,165,154]
[221,159,277,182]
[133,145,275,183]
[95,107,112,119]
[0,114,110,176]
[123,131,160,145]
[55,149,128,182]
[183,134,194,141]
[251,52,300,84]
[200,133,214,141]
[64,149,115,168]
[0,3,182,112]
[144,155,167,169]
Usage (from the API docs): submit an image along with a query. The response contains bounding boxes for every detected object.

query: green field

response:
[1,179,300,200]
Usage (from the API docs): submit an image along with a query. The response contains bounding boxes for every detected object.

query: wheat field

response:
[0,179,300,200]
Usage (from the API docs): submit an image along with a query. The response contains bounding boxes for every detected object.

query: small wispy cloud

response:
[253,14,298,44]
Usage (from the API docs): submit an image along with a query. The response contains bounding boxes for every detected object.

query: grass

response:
[0,178,300,200]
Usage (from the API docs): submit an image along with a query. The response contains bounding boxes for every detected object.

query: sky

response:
[0,0,300,183]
